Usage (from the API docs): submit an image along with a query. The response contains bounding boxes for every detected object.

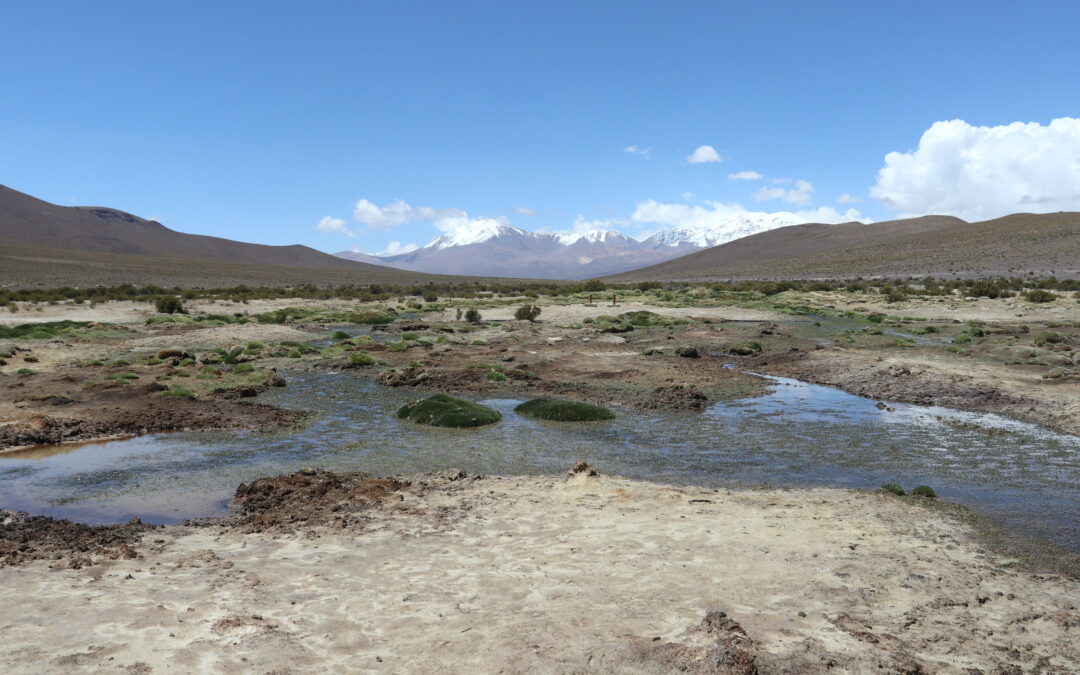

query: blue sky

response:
[4,1,1080,255]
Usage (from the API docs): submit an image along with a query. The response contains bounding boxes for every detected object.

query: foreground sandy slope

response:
[1,469,1076,673]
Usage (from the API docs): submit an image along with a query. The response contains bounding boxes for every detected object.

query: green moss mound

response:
[397,394,502,428]
[514,397,615,422]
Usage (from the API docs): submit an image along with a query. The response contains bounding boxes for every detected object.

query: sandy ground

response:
[0,468,1076,673]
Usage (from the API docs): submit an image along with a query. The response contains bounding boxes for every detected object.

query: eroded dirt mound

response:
[0,510,152,568]
[643,384,709,410]
[224,468,407,533]
[0,400,304,450]
[635,610,758,674]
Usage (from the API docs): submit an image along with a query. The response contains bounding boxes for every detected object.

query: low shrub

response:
[331,330,351,340]
[514,397,615,422]
[1024,289,1057,303]
[154,296,185,314]
[397,393,502,427]
[514,304,542,322]
[464,308,482,324]
[485,370,508,382]
[911,485,937,498]
[233,363,255,374]
[881,483,905,496]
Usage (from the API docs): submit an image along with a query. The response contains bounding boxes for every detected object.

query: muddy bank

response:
[0,466,1076,672]
[0,509,153,567]
[0,361,301,451]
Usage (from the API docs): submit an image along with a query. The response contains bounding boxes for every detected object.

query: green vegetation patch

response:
[160,385,195,398]
[0,320,92,340]
[348,351,375,367]
[514,397,615,422]
[397,393,502,428]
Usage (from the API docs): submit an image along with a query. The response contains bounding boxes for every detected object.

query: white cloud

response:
[376,241,420,256]
[624,145,652,159]
[686,145,722,164]
[836,193,862,204]
[871,118,1080,221]
[514,206,536,216]
[630,199,868,231]
[754,179,814,204]
[352,198,462,229]
[727,170,763,180]
[681,191,696,201]
[316,216,354,237]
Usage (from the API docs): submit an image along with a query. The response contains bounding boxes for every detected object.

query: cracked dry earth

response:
[1,468,1077,673]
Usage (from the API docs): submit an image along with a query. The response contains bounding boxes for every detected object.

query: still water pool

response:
[1,371,1077,550]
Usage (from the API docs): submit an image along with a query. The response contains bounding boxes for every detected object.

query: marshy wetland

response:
[1,286,1079,672]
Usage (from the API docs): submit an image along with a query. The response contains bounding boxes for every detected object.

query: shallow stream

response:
[1,370,1077,551]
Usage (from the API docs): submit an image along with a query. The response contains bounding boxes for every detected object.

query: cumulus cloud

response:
[316,216,354,237]
[836,193,862,204]
[871,118,1080,221]
[728,170,763,180]
[514,206,536,216]
[352,198,462,229]
[686,145,722,164]
[376,241,420,256]
[624,145,652,159]
[754,179,814,205]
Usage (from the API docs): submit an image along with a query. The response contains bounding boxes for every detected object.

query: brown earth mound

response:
[0,510,153,568]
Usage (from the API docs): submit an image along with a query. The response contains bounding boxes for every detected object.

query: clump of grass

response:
[233,363,255,374]
[107,372,139,382]
[16,367,35,375]
[911,485,937,498]
[1034,331,1068,347]
[160,385,195,399]
[348,351,375,367]
[331,330,351,340]
[397,393,502,428]
[728,341,762,355]
[386,341,409,352]
[880,483,905,496]
[485,370,508,382]
[514,397,615,422]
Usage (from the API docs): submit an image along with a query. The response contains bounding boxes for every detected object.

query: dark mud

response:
[0,509,153,567]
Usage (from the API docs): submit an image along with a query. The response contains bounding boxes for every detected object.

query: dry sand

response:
[1,470,1076,673]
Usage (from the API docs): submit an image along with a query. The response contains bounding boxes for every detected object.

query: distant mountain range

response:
[337,212,809,279]
[602,213,1080,281]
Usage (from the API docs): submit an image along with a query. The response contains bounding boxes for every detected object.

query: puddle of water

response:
[1,371,1077,552]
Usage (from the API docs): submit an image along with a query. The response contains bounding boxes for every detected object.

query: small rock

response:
[675,346,699,358]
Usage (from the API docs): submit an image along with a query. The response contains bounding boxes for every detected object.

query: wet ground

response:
[2,370,1077,552]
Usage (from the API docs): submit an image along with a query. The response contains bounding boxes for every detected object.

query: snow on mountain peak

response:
[555,229,632,246]
[428,217,525,249]
[643,211,806,248]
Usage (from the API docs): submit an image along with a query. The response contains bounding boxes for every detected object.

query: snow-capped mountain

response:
[335,212,812,279]
[642,212,807,249]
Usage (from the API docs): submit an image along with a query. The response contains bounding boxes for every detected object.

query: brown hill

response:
[0,183,378,271]
[0,184,482,287]
[603,213,1080,281]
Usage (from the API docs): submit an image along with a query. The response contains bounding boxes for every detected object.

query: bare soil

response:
[1,466,1076,672]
